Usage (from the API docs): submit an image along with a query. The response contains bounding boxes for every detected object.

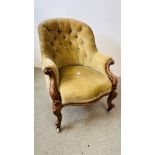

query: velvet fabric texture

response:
[38,18,112,104]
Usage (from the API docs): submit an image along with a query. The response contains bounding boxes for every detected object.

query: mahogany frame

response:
[44,59,118,132]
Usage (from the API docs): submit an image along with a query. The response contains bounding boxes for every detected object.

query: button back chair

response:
[38,18,118,132]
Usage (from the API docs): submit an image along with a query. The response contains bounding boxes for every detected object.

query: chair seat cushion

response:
[58,66,112,104]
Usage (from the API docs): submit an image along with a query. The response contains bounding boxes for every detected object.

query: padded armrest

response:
[41,57,59,85]
[89,52,112,75]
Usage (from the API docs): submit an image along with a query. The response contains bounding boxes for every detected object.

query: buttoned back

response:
[38,18,97,69]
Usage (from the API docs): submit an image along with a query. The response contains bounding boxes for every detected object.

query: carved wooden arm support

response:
[105,59,118,90]
[43,67,62,104]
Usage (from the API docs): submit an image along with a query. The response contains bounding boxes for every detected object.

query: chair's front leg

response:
[49,72,62,132]
[52,103,62,132]
[107,90,117,111]
[44,67,62,132]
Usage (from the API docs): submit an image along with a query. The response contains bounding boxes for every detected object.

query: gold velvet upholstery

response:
[38,18,113,105]
[59,66,112,104]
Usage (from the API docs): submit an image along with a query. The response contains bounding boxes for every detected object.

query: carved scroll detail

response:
[43,67,62,104]
[105,59,118,90]
[105,59,118,111]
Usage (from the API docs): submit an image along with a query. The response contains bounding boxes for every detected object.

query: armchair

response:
[38,18,118,132]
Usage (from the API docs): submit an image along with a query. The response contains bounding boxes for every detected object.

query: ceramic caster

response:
[56,127,60,133]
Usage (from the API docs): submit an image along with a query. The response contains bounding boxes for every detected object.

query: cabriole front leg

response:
[107,90,117,111]
[43,68,62,132]
[52,103,62,132]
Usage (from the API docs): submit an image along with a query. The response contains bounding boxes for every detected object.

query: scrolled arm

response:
[42,58,59,84]
[42,58,61,103]
[105,59,118,90]
[89,52,118,90]
[89,52,112,75]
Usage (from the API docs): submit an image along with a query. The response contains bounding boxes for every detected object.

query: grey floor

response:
[34,68,121,155]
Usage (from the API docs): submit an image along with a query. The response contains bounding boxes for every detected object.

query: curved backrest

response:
[38,18,97,69]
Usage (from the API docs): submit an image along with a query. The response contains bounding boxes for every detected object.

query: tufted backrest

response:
[38,18,97,69]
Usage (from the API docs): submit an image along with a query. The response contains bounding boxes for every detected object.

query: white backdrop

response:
[34,0,121,76]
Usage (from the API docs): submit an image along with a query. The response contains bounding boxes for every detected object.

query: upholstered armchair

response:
[38,18,118,132]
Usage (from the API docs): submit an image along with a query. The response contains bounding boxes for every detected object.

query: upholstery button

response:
[50,42,53,45]
[69,29,72,33]
[54,36,56,40]
[46,27,50,31]
[75,35,78,38]
[79,27,82,31]
[63,35,66,39]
